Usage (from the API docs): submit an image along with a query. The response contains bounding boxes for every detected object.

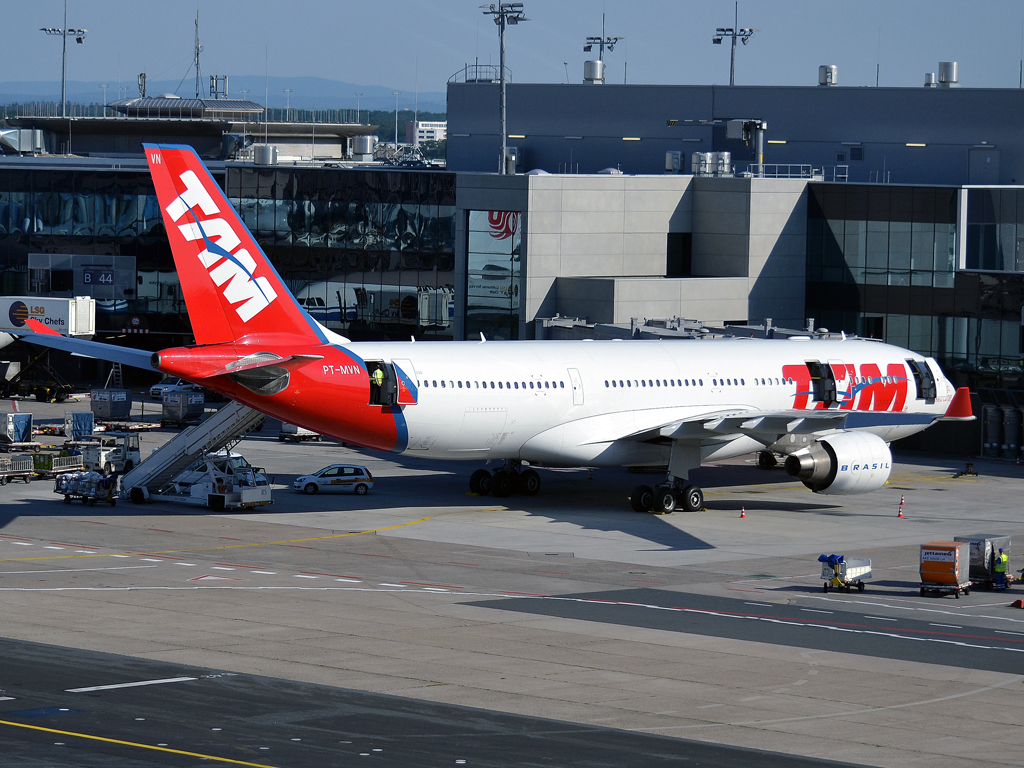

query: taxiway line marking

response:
[0,518,432,562]
[0,719,279,767]
[402,581,464,589]
[0,566,157,575]
[66,676,198,693]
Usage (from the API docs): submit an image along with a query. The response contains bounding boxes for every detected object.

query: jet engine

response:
[784,431,892,494]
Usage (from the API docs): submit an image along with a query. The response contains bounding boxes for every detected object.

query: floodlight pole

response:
[393,91,402,147]
[40,0,87,118]
[482,3,529,175]
[712,2,756,86]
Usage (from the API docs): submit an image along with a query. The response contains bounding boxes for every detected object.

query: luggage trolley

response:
[55,471,117,506]
[818,554,872,593]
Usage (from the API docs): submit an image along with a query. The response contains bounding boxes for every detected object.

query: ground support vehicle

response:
[0,455,34,485]
[31,453,85,478]
[920,541,971,598]
[278,422,323,443]
[139,452,272,511]
[82,432,141,474]
[293,464,372,495]
[819,554,871,593]
[954,534,1012,590]
[55,471,117,506]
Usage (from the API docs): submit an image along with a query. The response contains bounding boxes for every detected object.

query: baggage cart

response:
[90,388,132,420]
[920,541,971,598]
[32,453,85,478]
[161,391,205,428]
[0,455,34,485]
[954,534,1012,590]
[818,554,872,593]
[55,471,117,506]
[278,422,322,443]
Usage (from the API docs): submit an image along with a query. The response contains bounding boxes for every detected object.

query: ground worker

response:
[371,367,384,388]
[994,547,1008,590]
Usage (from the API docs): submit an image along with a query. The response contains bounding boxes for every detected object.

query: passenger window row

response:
[603,377,796,389]
[420,379,566,391]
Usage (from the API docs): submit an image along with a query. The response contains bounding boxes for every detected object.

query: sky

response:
[4,0,1024,109]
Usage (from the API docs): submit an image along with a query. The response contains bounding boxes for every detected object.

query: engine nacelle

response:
[784,431,892,495]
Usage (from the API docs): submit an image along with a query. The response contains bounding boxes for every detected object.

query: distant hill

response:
[0,76,446,113]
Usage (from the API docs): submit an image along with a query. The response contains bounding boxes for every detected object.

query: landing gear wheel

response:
[681,485,704,512]
[630,485,654,513]
[303,483,318,494]
[517,469,541,496]
[469,469,492,495]
[491,472,513,498]
[756,451,777,470]
[655,487,677,514]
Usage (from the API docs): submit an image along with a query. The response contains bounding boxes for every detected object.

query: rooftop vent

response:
[924,72,937,87]
[938,61,959,87]
[818,65,838,86]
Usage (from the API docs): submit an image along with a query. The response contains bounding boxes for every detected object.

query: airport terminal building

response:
[3,78,1024,399]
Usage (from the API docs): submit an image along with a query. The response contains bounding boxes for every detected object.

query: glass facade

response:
[465,210,522,340]
[965,188,1024,272]
[807,183,1024,387]
[0,165,457,342]
[226,167,456,340]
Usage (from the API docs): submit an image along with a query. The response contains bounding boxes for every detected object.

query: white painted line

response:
[0,566,157,575]
[139,558,163,563]
[44,546,64,550]
[111,555,130,558]
[744,602,771,607]
[294,575,317,579]
[335,578,361,583]
[995,630,1024,636]
[66,676,198,693]
[929,623,963,629]
[0,696,15,701]
[174,563,196,567]
[422,587,449,592]
[252,571,275,575]
[75,550,94,553]
[864,616,898,622]
[379,583,406,588]
[13,542,32,546]
[211,567,235,571]
[800,609,833,614]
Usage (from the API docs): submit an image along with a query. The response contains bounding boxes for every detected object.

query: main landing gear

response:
[630,482,703,514]
[469,461,541,499]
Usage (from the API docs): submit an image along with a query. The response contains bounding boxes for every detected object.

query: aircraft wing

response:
[15,320,158,370]
[619,390,972,448]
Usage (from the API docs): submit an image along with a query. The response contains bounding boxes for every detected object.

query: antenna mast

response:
[194,11,204,99]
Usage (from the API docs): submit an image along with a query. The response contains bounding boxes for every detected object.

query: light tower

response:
[40,0,87,118]
[283,89,293,121]
[354,92,363,124]
[392,91,402,147]
[712,1,756,86]
[481,3,529,174]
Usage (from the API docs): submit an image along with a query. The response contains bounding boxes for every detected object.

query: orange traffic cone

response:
[897,494,905,518]
[740,507,746,519]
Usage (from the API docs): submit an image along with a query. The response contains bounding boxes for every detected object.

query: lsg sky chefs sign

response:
[0,297,96,336]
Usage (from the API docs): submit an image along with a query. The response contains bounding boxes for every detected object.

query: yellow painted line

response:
[0,718,279,767]
[0,517,431,563]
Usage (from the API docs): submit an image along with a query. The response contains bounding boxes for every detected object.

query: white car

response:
[293,464,373,495]
[150,377,201,400]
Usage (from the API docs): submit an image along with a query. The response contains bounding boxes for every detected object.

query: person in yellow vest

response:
[371,367,384,388]
[994,547,1008,590]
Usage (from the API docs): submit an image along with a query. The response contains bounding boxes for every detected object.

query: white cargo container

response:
[0,297,95,336]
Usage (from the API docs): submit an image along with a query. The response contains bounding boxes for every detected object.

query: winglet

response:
[942,387,974,420]
[25,318,61,337]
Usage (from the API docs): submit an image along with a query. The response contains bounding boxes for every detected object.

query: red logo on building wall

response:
[488,211,520,240]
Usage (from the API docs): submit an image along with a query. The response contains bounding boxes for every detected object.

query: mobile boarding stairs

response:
[119,401,266,506]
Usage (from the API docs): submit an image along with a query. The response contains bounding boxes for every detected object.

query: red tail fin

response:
[145,143,322,345]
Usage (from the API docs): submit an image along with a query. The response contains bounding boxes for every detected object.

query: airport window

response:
[515,382,519,389]
[490,381,495,388]
[836,152,846,163]
[466,209,521,341]
[699,379,703,385]
[641,380,646,387]
[627,380,632,387]
[432,380,437,387]
[612,380,616,387]
[458,381,463,388]
[559,381,564,388]
[850,146,864,162]
[741,379,745,385]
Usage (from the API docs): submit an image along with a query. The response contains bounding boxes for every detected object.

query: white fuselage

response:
[338,337,954,467]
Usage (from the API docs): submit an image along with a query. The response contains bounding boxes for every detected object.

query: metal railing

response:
[448,64,510,84]
[744,163,849,182]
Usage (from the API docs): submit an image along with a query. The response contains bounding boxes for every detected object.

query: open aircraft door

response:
[390,359,418,405]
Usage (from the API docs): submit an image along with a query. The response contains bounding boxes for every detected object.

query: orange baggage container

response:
[920,541,970,586]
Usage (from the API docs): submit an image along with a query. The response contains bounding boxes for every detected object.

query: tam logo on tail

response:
[162,165,278,323]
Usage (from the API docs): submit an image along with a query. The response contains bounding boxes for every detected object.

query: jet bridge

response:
[119,400,265,503]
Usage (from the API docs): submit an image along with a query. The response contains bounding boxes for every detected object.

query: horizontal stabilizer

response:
[940,387,975,421]
[16,327,157,370]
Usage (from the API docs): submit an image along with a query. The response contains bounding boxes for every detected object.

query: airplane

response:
[15,144,974,513]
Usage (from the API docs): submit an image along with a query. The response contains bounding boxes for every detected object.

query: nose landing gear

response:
[469,462,542,498]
